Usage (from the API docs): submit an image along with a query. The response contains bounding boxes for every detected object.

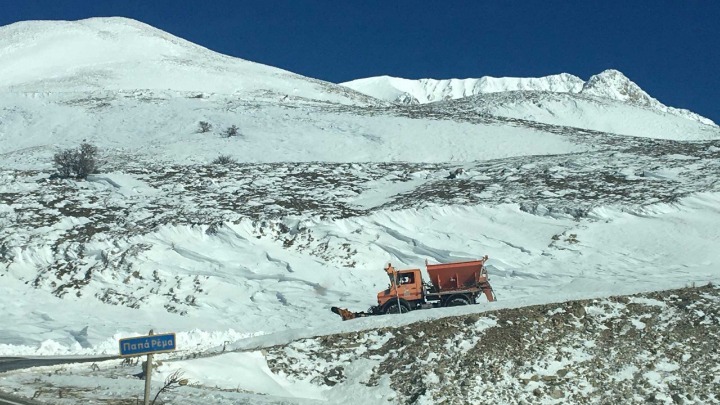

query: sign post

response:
[119,329,177,405]
[143,330,154,405]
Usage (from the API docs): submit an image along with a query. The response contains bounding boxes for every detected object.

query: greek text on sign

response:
[119,333,176,356]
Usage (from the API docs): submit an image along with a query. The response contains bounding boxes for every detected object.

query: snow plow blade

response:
[330,306,374,321]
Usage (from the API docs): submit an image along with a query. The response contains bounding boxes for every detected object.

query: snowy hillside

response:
[2,139,719,353]
[0,91,587,166]
[432,90,720,140]
[1,16,719,405]
[0,17,374,105]
[342,70,716,126]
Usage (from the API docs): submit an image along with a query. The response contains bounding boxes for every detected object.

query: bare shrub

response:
[53,142,99,180]
[53,149,75,178]
[223,125,240,138]
[75,143,98,179]
[198,121,212,133]
[212,155,236,165]
[151,370,189,405]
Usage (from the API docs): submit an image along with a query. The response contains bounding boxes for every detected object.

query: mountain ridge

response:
[2,17,713,127]
[342,73,585,104]
[342,70,716,126]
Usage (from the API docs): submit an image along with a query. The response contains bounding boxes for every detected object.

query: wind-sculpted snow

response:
[1,132,719,353]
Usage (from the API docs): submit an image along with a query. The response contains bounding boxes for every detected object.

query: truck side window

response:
[400,273,415,285]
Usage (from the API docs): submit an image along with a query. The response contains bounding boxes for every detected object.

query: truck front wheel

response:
[384,301,410,314]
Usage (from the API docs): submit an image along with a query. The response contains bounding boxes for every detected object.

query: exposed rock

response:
[550,389,564,399]
[264,285,719,405]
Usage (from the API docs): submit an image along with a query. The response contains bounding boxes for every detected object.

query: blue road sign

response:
[119,333,176,357]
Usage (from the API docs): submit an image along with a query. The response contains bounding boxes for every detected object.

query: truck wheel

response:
[384,302,410,314]
[445,296,470,307]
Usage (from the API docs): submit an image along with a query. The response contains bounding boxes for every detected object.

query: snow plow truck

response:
[331,256,495,321]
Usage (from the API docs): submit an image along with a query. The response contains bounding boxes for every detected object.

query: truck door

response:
[397,270,423,301]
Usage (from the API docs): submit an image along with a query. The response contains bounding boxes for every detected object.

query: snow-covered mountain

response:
[0,17,374,105]
[0,17,601,165]
[0,17,716,166]
[341,73,585,104]
[342,70,716,126]
[1,17,719,405]
[580,69,712,124]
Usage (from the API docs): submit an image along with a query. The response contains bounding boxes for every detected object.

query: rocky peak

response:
[580,69,656,107]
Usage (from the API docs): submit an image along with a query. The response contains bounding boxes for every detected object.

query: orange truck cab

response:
[372,257,495,315]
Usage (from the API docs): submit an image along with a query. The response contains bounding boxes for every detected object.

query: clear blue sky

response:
[2,1,719,123]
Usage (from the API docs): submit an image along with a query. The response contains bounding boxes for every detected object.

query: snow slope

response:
[0,91,588,167]
[2,164,719,353]
[0,17,373,105]
[5,195,720,353]
[437,90,720,140]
